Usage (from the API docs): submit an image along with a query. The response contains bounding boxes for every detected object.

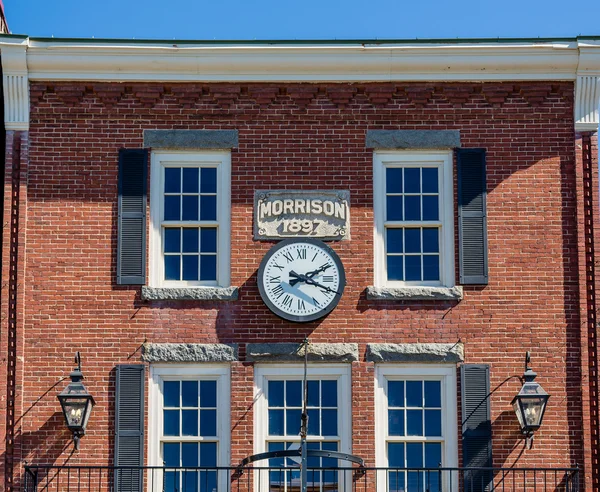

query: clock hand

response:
[303,277,341,296]
[305,264,332,279]
[289,270,305,287]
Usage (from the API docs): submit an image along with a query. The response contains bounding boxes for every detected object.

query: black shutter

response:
[457,148,488,285]
[115,364,145,492]
[461,364,492,491]
[117,149,148,285]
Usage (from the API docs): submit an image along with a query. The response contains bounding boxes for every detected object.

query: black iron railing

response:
[23,465,580,492]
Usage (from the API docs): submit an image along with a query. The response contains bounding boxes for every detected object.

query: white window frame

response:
[150,151,231,288]
[254,364,352,491]
[373,151,454,288]
[374,364,458,492]
[148,364,231,490]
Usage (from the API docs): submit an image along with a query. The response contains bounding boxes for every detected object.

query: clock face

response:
[257,238,346,323]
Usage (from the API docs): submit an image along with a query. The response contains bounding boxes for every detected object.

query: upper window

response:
[375,365,458,492]
[373,152,454,287]
[254,365,351,492]
[150,152,231,287]
[149,365,230,492]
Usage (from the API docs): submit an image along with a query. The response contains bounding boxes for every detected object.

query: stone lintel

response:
[143,129,239,149]
[366,130,461,149]
[142,343,238,363]
[366,286,463,301]
[366,343,464,363]
[246,343,359,363]
[141,286,238,301]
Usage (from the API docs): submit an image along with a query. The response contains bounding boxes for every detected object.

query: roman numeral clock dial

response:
[257,238,346,323]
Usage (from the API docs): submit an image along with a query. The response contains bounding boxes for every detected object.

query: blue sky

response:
[4,0,600,40]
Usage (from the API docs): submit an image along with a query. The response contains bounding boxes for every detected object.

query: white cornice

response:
[20,41,581,82]
[1,37,599,132]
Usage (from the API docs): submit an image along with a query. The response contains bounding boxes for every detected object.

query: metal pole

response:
[300,338,309,492]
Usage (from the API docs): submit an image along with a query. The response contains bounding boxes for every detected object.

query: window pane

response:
[164,228,181,253]
[182,255,199,281]
[388,381,404,407]
[200,196,217,220]
[200,255,217,281]
[182,443,199,467]
[424,443,442,467]
[200,228,217,253]
[268,442,285,467]
[422,168,439,193]
[165,168,181,193]
[425,410,442,436]
[407,409,423,436]
[182,228,199,253]
[422,228,439,253]
[386,196,403,221]
[307,409,319,436]
[286,381,302,407]
[387,256,404,281]
[404,195,421,221]
[387,229,403,254]
[404,168,421,193]
[388,442,405,467]
[182,381,198,407]
[182,168,199,193]
[388,409,405,436]
[200,381,217,408]
[200,442,217,467]
[286,409,302,435]
[321,381,337,407]
[424,381,441,408]
[164,381,180,407]
[269,409,284,435]
[321,409,337,436]
[422,195,439,221]
[200,409,217,437]
[201,168,217,194]
[307,380,319,407]
[405,229,421,253]
[164,442,180,467]
[164,195,181,221]
[386,168,403,193]
[406,381,423,407]
[182,410,199,436]
[406,443,423,467]
[269,381,284,407]
[405,256,422,281]
[164,256,180,281]
[423,255,440,281]
[164,410,180,436]
[182,195,199,221]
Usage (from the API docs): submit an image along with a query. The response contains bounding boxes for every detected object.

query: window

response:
[254,365,351,492]
[373,152,454,287]
[149,365,230,492]
[150,152,231,287]
[375,365,458,492]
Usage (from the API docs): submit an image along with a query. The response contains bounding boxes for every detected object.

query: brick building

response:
[0,35,599,491]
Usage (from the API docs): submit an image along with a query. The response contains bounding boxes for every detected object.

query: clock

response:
[257,238,346,323]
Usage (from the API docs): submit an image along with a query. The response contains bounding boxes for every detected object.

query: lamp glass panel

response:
[62,398,88,427]
[512,400,525,429]
[521,397,546,427]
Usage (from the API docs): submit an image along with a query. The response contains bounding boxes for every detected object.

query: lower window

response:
[254,365,351,492]
[149,365,230,492]
[375,365,458,492]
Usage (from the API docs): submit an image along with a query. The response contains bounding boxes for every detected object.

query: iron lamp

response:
[511,352,549,447]
[57,352,95,450]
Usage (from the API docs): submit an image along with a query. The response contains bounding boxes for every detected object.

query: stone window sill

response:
[366,286,463,301]
[141,286,238,301]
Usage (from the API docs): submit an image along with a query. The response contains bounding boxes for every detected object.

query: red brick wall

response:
[3,81,585,482]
